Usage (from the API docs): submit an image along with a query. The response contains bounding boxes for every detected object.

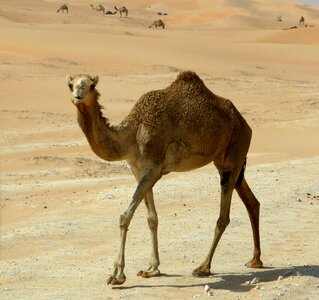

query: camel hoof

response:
[245,258,263,268]
[192,265,211,277]
[137,269,161,278]
[107,274,126,285]
[107,276,114,285]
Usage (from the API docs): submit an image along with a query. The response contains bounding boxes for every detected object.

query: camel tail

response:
[235,158,246,188]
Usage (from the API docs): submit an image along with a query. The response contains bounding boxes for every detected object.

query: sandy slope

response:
[1,0,319,299]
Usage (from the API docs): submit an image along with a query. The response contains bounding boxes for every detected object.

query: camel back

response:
[124,71,248,137]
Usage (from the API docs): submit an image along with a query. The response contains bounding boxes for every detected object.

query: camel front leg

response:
[137,189,161,278]
[107,169,161,285]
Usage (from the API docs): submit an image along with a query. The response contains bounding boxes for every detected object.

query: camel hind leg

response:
[236,177,263,268]
[193,161,242,276]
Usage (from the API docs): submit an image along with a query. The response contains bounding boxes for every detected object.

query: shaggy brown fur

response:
[67,71,263,285]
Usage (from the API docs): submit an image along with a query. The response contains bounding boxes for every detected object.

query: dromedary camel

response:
[149,19,165,29]
[105,10,116,15]
[66,71,263,285]
[114,6,128,17]
[57,4,68,13]
[90,4,105,15]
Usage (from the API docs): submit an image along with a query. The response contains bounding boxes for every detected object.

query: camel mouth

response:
[72,97,84,104]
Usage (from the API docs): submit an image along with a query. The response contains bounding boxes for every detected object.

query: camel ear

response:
[92,75,99,86]
[66,75,72,84]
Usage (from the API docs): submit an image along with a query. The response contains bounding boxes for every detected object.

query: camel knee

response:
[253,199,260,211]
[119,212,130,230]
[220,170,232,186]
[147,215,158,230]
[216,217,230,232]
[247,197,260,213]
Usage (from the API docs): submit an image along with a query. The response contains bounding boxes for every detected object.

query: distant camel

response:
[157,12,168,16]
[283,26,298,30]
[66,71,263,285]
[277,16,282,22]
[91,4,105,15]
[149,19,165,29]
[114,6,128,17]
[299,16,305,27]
[105,10,116,15]
[57,4,68,13]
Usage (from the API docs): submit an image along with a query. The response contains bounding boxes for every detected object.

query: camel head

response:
[66,74,99,106]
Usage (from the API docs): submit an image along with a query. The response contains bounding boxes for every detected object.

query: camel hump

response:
[174,71,204,86]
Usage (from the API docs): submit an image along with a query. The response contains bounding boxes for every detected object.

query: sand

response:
[1,0,319,299]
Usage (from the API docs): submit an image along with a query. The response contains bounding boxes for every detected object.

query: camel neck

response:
[76,94,132,162]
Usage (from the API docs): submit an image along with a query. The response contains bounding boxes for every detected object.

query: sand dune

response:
[1,0,319,299]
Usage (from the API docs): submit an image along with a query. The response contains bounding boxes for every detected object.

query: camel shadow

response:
[204,265,318,292]
[113,265,319,292]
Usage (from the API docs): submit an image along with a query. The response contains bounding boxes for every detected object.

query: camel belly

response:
[164,155,215,173]
[162,139,219,173]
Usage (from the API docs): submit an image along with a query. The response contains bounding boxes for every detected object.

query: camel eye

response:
[68,84,73,91]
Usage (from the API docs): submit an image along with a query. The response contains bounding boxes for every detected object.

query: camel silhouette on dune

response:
[149,19,165,29]
[57,4,68,13]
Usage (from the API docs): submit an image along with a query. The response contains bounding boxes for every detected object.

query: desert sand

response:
[1,0,319,299]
